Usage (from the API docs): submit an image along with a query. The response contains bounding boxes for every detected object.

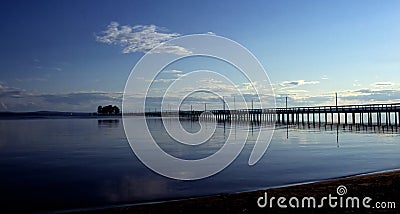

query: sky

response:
[1,0,400,112]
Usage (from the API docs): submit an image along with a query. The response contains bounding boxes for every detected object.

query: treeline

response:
[97,105,120,115]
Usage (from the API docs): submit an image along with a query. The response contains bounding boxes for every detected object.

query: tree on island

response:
[97,105,120,115]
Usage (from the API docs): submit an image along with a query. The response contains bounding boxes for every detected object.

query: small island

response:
[96,105,121,116]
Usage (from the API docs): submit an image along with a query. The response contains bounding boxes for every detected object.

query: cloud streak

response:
[279,80,320,88]
[163,69,182,73]
[2,79,400,112]
[0,83,122,112]
[341,88,400,102]
[96,22,191,55]
[371,81,395,87]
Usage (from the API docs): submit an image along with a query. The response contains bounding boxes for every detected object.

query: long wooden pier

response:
[145,103,400,129]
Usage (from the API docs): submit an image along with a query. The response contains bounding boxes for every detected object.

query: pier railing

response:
[144,103,400,128]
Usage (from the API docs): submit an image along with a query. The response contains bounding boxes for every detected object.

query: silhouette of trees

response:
[114,106,120,114]
[97,105,120,115]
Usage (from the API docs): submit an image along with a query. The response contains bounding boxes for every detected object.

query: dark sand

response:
[78,170,400,214]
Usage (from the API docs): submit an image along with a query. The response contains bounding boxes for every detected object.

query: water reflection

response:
[149,117,400,152]
[146,117,231,160]
[0,117,399,212]
[101,175,169,203]
[165,117,400,149]
[98,119,120,128]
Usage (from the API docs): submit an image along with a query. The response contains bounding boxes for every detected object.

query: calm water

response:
[0,117,399,212]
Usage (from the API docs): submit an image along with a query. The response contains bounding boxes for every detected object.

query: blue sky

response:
[1,0,400,112]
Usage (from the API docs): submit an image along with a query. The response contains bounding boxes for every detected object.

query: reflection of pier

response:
[145,103,400,130]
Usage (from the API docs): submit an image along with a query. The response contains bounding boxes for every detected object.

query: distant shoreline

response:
[0,111,122,119]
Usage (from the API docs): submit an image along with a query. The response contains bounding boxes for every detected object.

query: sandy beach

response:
[77,170,400,214]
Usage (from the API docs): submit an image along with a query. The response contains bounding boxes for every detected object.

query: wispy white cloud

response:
[150,79,176,83]
[279,88,400,107]
[0,83,122,112]
[163,69,182,73]
[339,88,400,104]
[279,80,320,88]
[282,89,308,94]
[0,83,25,98]
[198,78,223,84]
[371,81,395,87]
[52,67,62,72]
[96,22,191,55]
[16,78,47,82]
[34,64,63,72]
[353,80,361,87]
